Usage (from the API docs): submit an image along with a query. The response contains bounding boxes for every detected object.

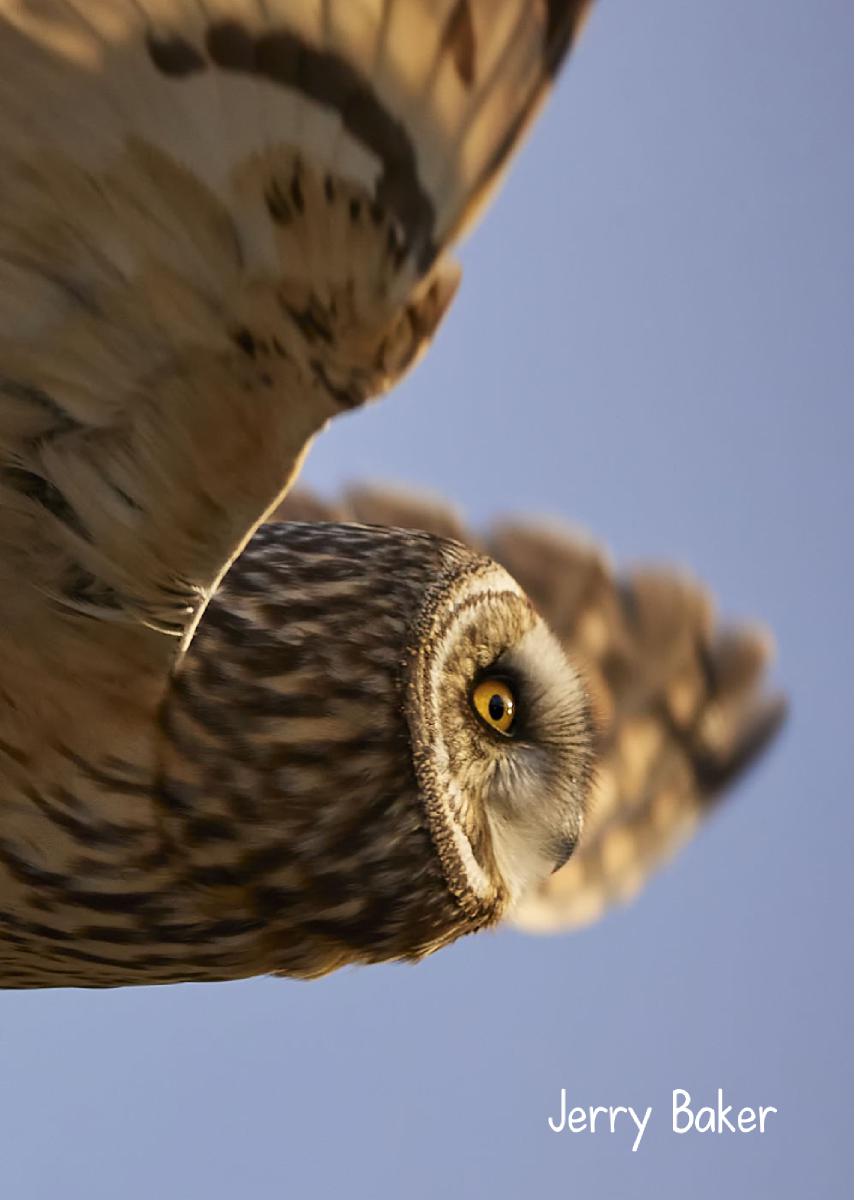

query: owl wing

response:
[0,0,591,693]
[274,484,786,931]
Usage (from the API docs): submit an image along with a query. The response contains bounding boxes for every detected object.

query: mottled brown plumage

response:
[0,1,607,987]
[160,522,592,980]
[276,486,785,931]
[0,518,594,987]
[0,0,784,991]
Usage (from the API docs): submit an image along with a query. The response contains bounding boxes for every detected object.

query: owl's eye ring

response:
[471,677,517,736]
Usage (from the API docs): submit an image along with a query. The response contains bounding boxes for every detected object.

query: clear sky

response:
[0,2,850,1198]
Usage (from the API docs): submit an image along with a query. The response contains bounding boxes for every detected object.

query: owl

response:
[0,0,782,988]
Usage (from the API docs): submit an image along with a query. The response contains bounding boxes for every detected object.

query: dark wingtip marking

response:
[146,33,207,77]
[544,0,593,78]
[207,19,256,71]
[693,693,789,799]
[255,30,304,85]
[442,0,477,88]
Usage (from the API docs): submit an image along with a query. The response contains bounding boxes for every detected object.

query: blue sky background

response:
[0,2,850,1197]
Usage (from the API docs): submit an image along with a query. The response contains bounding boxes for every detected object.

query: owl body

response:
[0,522,592,987]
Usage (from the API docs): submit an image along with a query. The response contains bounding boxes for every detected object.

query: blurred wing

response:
[274,484,786,931]
[0,0,591,685]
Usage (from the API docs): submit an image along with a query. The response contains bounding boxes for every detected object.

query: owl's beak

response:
[551,835,578,873]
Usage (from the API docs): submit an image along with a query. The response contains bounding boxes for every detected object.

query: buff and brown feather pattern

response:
[0,2,782,990]
[275,486,785,931]
[0,0,602,987]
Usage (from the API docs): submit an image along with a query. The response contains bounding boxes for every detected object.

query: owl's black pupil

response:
[488,694,506,721]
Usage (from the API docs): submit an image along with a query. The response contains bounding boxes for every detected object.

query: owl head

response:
[162,522,594,979]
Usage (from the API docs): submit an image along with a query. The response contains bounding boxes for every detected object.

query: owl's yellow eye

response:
[471,678,517,735]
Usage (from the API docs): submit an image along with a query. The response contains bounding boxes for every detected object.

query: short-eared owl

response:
[0,1,782,988]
